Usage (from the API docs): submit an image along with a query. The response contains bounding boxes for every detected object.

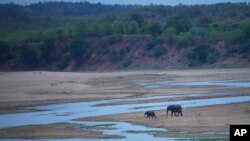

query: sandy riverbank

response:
[0,123,122,139]
[1,69,249,113]
[79,102,250,138]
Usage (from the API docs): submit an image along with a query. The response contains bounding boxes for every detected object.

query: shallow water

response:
[1,94,250,129]
[174,80,250,88]
[136,79,250,89]
[1,79,249,140]
[0,95,248,141]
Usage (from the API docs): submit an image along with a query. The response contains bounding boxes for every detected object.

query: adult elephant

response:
[144,111,156,119]
[166,105,182,117]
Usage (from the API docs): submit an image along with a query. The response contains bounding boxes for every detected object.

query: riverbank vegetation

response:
[0,2,249,70]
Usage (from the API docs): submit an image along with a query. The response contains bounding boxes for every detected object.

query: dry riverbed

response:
[0,68,250,139]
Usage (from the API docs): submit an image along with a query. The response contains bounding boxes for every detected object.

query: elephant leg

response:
[180,111,183,116]
[171,111,173,117]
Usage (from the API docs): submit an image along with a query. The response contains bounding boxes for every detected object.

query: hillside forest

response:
[0,2,250,70]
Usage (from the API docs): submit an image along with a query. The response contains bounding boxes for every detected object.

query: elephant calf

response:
[144,111,156,119]
[166,104,182,118]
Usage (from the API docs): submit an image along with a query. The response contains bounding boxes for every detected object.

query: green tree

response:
[70,38,90,62]
[19,45,39,66]
[153,45,167,58]
[144,22,162,36]
[146,37,162,50]
[165,15,191,34]
[238,24,250,54]
[74,22,89,37]
[58,52,71,70]
[101,22,113,35]
[0,40,11,63]
[40,38,56,64]
[186,44,212,64]
[176,32,192,48]
[122,55,133,68]
[90,24,101,36]
[131,11,144,26]
[207,53,217,64]
[113,20,125,35]
[162,27,177,45]
[198,16,213,27]
[127,21,139,34]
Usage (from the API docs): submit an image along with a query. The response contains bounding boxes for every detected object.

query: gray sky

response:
[0,0,249,5]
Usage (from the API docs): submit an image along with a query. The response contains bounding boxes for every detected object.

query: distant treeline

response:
[0,2,249,70]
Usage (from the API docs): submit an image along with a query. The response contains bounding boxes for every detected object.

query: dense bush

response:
[127,21,140,34]
[122,55,133,68]
[207,53,217,64]
[19,45,39,66]
[0,2,249,69]
[146,37,163,50]
[176,32,192,49]
[0,41,11,63]
[153,45,167,58]
[58,53,71,70]
[186,44,214,65]
[70,38,91,62]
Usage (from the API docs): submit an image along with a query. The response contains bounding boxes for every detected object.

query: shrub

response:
[122,55,133,68]
[0,40,11,63]
[113,20,125,35]
[162,27,177,46]
[70,38,90,61]
[165,15,191,34]
[207,53,217,64]
[58,53,71,70]
[176,32,192,49]
[186,44,214,65]
[127,21,140,34]
[153,45,167,58]
[146,37,162,50]
[19,45,39,66]
[144,21,162,36]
